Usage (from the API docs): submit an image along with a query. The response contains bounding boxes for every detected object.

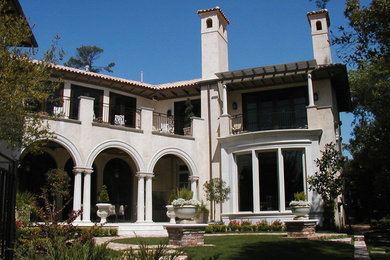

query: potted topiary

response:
[183,97,194,136]
[195,201,209,224]
[96,185,112,223]
[169,187,201,223]
[289,191,311,220]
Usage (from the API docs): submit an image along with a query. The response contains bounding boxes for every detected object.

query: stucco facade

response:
[5,7,350,232]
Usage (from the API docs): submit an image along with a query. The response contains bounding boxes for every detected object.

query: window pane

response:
[237,154,253,211]
[283,150,304,209]
[258,151,278,211]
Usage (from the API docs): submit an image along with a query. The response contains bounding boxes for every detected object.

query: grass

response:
[112,235,354,260]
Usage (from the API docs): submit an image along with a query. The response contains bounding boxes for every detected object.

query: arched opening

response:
[316,21,322,31]
[206,18,213,28]
[93,148,137,222]
[152,155,190,222]
[18,141,75,221]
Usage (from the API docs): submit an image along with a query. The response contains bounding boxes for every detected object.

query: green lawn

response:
[112,235,354,260]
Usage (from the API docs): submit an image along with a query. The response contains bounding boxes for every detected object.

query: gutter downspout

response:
[207,84,213,220]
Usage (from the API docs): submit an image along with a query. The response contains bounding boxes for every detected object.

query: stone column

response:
[82,168,93,223]
[189,175,199,200]
[222,84,228,115]
[307,73,315,107]
[145,173,154,222]
[136,173,145,222]
[72,167,83,222]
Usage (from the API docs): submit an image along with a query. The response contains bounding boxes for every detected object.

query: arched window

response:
[206,18,213,28]
[316,21,322,31]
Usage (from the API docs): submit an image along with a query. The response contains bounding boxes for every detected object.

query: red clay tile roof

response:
[197,6,230,25]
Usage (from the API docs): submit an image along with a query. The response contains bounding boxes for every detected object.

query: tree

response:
[203,178,230,222]
[309,0,390,221]
[0,1,63,151]
[308,143,343,229]
[309,0,330,9]
[64,45,115,73]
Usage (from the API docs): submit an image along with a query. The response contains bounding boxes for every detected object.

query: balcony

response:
[231,109,308,135]
[153,112,191,136]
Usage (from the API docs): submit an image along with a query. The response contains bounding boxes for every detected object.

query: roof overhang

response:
[51,64,201,100]
[214,59,351,112]
[215,60,317,90]
[4,0,38,47]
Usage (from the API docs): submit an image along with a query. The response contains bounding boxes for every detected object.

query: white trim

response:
[147,147,198,177]
[85,140,145,171]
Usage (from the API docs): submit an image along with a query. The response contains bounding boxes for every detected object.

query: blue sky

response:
[19,0,357,156]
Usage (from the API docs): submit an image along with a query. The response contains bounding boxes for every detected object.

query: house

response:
[6,6,350,235]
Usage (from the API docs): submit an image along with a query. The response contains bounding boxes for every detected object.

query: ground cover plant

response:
[205,220,285,233]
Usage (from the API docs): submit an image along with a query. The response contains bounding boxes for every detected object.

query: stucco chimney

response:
[307,9,332,65]
[198,7,230,80]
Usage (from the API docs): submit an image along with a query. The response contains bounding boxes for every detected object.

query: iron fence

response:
[0,152,17,260]
[231,109,308,134]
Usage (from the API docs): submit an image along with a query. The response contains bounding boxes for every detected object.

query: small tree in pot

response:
[96,185,112,223]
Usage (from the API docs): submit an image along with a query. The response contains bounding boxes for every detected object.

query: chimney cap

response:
[307,9,330,27]
[198,6,230,25]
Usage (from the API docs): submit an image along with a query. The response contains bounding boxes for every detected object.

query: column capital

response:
[189,175,199,181]
[73,167,94,174]
[136,171,154,178]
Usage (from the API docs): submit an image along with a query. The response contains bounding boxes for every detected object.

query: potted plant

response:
[289,191,311,220]
[96,185,112,223]
[195,201,209,224]
[183,97,194,135]
[169,187,201,223]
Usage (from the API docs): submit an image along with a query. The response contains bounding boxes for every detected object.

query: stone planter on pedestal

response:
[174,205,197,223]
[291,205,311,220]
[96,203,112,224]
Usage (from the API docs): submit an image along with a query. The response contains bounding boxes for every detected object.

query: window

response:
[242,86,308,131]
[70,84,103,120]
[206,18,213,28]
[316,21,322,31]
[178,164,189,188]
[235,148,306,212]
[258,151,279,211]
[109,92,136,127]
[283,150,305,209]
[237,154,253,211]
[173,99,201,135]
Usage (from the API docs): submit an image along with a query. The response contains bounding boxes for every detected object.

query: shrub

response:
[97,185,110,203]
[371,216,390,230]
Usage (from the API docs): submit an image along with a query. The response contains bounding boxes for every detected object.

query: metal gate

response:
[0,152,17,260]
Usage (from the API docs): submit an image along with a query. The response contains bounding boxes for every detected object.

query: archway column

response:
[189,175,199,200]
[136,172,146,222]
[82,168,94,223]
[145,173,154,222]
[72,167,84,222]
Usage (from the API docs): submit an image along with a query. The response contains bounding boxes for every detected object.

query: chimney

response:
[198,7,230,80]
[307,9,332,65]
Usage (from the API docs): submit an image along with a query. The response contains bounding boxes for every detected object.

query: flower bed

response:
[205,220,286,233]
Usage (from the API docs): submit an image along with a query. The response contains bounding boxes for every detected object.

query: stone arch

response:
[147,147,198,177]
[86,140,145,172]
[19,133,82,166]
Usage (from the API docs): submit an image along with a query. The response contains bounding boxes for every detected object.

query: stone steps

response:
[106,223,168,237]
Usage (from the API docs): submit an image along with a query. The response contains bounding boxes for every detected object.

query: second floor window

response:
[109,93,136,127]
[70,85,103,120]
[242,86,308,131]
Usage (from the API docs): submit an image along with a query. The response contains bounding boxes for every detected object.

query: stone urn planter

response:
[166,205,176,224]
[171,198,201,223]
[174,205,197,220]
[290,205,311,220]
[96,203,112,223]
